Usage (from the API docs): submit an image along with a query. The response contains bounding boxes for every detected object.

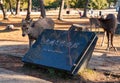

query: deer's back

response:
[89,18,100,27]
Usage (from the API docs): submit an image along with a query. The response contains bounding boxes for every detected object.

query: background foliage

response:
[89,0,108,9]
[0,0,117,11]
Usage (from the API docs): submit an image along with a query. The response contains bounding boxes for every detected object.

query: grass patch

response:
[78,68,106,82]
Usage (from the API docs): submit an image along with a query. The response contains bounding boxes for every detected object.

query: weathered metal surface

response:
[22,29,98,75]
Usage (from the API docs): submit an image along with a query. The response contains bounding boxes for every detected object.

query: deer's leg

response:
[95,26,97,33]
[111,34,114,47]
[101,31,106,46]
[106,32,110,51]
[97,27,100,34]
[29,38,34,48]
[111,34,117,51]
[90,24,92,31]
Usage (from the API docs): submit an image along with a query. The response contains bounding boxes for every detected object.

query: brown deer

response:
[89,17,101,32]
[98,14,117,51]
[21,18,54,48]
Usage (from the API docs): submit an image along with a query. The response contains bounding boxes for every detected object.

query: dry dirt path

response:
[0,14,120,82]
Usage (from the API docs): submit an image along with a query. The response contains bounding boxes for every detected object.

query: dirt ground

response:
[0,13,120,83]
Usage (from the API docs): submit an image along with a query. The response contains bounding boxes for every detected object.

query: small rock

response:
[5,24,14,30]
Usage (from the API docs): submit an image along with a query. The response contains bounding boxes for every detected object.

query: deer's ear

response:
[31,22,35,28]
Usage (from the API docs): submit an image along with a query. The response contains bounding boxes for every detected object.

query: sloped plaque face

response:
[22,29,98,75]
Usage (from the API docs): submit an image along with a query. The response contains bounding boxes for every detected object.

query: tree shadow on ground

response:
[0,22,21,27]
[0,44,119,83]
[94,46,120,55]
[0,29,19,33]
[55,19,89,25]
[89,53,120,75]
[0,39,27,42]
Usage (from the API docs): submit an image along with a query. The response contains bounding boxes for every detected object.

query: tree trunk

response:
[39,0,46,18]
[117,7,120,22]
[81,0,89,18]
[66,0,69,9]
[8,0,14,15]
[58,0,64,20]
[0,0,8,20]
[16,0,20,15]
[108,2,111,8]
[114,0,117,6]
[25,0,32,20]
